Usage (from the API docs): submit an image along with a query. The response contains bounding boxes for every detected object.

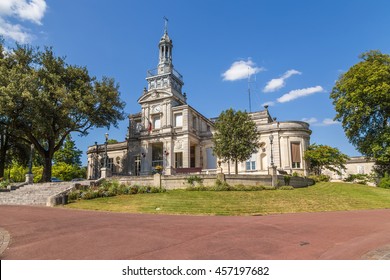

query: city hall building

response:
[87,29,311,178]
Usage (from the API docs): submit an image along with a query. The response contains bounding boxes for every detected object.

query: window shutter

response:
[291,143,301,163]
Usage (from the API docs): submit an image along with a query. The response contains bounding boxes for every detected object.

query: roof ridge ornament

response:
[163,16,169,34]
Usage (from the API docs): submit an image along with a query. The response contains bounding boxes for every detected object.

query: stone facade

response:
[322,156,376,180]
[86,29,312,179]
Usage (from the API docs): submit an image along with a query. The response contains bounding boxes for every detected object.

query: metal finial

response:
[163,16,169,33]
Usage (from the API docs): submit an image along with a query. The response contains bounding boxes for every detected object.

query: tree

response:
[53,135,82,166]
[0,43,125,182]
[330,50,390,175]
[212,108,260,174]
[304,144,349,175]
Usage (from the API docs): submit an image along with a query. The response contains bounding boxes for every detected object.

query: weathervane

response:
[163,16,169,33]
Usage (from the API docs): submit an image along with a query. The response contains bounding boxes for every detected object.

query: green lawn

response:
[64,182,390,216]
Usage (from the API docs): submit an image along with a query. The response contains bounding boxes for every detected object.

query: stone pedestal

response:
[100,167,112,179]
[25,173,34,184]
[153,173,162,188]
[216,173,226,183]
[269,166,277,187]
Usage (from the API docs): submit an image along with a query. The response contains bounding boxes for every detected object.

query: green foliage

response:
[186,182,266,191]
[304,144,349,175]
[0,43,126,182]
[0,179,9,189]
[344,173,370,185]
[212,108,260,174]
[52,162,86,181]
[4,161,27,182]
[308,174,331,182]
[53,135,82,166]
[187,175,203,185]
[283,175,291,186]
[378,174,390,189]
[67,181,166,201]
[330,50,390,175]
[107,139,119,144]
[278,186,295,190]
[292,172,299,177]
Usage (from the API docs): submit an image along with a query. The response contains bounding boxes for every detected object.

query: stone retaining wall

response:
[112,174,314,189]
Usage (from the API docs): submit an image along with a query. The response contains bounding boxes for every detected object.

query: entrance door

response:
[152,143,163,167]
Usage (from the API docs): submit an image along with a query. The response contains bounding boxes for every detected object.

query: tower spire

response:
[163,16,169,34]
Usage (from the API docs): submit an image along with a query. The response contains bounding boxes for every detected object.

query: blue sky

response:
[1,0,390,165]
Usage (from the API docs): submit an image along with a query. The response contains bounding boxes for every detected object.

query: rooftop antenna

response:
[163,16,169,33]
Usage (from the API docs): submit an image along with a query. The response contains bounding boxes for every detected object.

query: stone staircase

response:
[0,183,75,206]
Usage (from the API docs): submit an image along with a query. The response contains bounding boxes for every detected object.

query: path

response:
[0,206,390,260]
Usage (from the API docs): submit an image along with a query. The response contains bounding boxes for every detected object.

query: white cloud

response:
[301,117,318,124]
[0,18,33,43]
[277,86,325,103]
[302,117,340,126]
[263,69,301,92]
[0,0,47,43]
[222,59,264,81]
[321,118,340,126]
[261,101,275,107]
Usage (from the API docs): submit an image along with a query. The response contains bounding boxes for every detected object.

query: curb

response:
[0,227,11,257]
[362,244,390,260]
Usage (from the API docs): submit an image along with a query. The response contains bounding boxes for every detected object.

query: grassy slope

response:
[64,182,390,216]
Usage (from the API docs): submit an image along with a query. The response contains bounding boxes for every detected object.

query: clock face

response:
[154,105,161,113]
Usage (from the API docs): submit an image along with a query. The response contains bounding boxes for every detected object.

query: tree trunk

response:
[0,133,8,178]
[228,160,230,174]
[42,155,53,182]
[235,159,238,174]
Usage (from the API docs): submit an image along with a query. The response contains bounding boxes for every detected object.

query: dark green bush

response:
[278,186,294,190]
[378,174,390,189]
[309,174,330,182]
[283,175,291,185]
[187,175,203,186]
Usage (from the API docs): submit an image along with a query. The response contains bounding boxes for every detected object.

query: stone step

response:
[0,182,75,206]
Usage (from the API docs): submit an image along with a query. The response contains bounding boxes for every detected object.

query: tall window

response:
[153,116,161,129]
[175,152,183,168]
[175,113,183,127]
[246,161,256,171]
[246,154,257,171]
[291,142,301,168]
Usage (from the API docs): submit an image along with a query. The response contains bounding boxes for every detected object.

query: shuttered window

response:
[291,143,301,168]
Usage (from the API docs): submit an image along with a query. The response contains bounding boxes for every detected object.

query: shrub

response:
[292,172,299,177]
[186,184,266,191]
[187,175,203,186]
[309,174,330,182]
[378,174,390,189]
[0,179,10,189]
[278,186,295,190]
[344,174,369,185]
[283,175,291,186]
[150,187,167,193]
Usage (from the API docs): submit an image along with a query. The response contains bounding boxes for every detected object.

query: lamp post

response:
[269,134,274,167]
[25,144,34,184]
[28,144,34,174]
[104,133,109,168]
[94,141,99,179]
